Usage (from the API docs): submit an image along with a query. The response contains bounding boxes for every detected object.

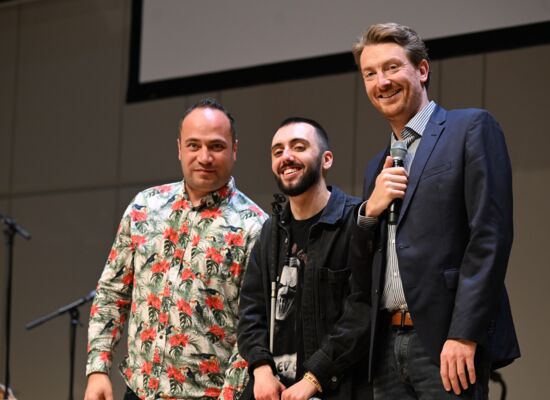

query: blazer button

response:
[331,376,338,383]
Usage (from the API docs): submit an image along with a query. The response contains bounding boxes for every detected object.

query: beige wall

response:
[0,1,548,399]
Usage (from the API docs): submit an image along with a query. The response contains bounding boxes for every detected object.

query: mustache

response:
[278,161,303,173]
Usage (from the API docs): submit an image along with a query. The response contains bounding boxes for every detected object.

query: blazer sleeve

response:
[447,110,513,344]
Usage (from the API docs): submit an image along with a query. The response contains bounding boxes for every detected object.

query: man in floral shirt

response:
[84,99,266,400]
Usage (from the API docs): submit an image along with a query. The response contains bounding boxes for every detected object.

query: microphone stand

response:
[1,213,31,400]
[26,290,96,400]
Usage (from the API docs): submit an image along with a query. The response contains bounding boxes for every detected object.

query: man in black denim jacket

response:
[238,117,374,400]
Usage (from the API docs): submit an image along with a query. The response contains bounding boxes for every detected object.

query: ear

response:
[232,139,238,161]
[418,59,429,85]
[322,150,333,171]
[177,138,182,161]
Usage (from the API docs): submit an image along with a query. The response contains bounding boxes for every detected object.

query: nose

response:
[197,147,213,164]
[376,72,391,88]
[281,147,295,161]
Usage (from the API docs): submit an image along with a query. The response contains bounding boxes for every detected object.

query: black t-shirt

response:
[272,209,323,386]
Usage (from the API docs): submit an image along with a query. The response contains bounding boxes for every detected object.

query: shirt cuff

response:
[356,201,379,230]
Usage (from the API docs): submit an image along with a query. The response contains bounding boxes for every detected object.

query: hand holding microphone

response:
[364,141,408,219]
[388,141,408,224]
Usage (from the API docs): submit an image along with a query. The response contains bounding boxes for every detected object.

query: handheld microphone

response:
[388,141,407,225]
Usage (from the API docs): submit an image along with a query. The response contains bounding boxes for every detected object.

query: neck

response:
[288,180,330,220]
[390,95,430,139]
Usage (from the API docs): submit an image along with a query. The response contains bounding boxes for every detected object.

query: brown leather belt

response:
[390,310,414,328]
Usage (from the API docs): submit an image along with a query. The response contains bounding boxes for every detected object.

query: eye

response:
[293,143,306,152]
[272,148,283,157]
[187,143,200,151]
[210,143,226,151]
[364,71,376,81]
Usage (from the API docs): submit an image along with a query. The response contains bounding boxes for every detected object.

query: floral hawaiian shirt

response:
[87,178,266,400]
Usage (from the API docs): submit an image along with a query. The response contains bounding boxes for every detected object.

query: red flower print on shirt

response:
[159,312,168,325]
[172,199,190,211]
[205,296,224,311]
[222,386,235,400]
[147,293,161,310]
[204,387,221,397]
[130,209,147,222]
[163,227,179,245]
[173,248,185,260]
[131,235,147,249]
[148,377,159,390]
[122,272,134,286]
[108,249,118,262]
[140,328,156,342]
[90,304,99,317]
[205,247,223,264]
[100,351,111,362]
[167,365,186,383]
[151,259,170,274]
[169,333,189,348]
[179,222,189,234]
[177,299,192,316]
[192,235,201,246]
[224,232,244,247]
[200,208,222,219]
[249,205,264,216]
[141,361,152,375]
[208,325,226,341]
[199,358,220,374]
[229,262,241,277]
[232,359,248,369]
[181,268,195,282]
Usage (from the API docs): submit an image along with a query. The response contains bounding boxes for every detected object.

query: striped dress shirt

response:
[359,101,437,311]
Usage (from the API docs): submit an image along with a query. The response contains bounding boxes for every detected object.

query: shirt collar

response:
[392,100,436,140]
[181,177,235,209]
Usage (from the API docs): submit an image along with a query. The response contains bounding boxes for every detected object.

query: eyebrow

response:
[271,138,309,151]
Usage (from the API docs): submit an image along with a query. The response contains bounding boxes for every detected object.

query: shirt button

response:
[331,376,338,383]
[391,240,396,244]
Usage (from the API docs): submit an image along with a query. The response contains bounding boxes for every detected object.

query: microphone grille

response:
[390,141,408,160]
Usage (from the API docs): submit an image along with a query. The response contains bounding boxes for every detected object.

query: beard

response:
[274,154,322,197]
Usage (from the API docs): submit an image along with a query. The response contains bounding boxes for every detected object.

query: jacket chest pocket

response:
[318,267,352,325]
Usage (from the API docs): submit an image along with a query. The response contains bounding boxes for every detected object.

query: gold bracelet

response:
[303,371,323,393]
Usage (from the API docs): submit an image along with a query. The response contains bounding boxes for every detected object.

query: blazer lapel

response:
[397,106,447,226]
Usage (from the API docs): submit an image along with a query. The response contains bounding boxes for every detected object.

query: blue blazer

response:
[361,105,520,377]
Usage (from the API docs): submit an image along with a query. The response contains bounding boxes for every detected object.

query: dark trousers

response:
[123,386,140,400]
[373,326,489,400]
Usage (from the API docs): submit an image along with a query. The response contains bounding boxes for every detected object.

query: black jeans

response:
[123,386,140,400]
[373,326,489,400]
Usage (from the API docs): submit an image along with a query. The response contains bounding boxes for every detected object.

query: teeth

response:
[283,168,298,175]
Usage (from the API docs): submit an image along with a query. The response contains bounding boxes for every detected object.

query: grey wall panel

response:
[121,97,187,185]
[485,44,550,400]
[12,0,125,194]
[0,199,9,382]
[0,8,17,196]
[9,189,117,399]
[222,73,357,212]
[486,44,550,171]
[440,55,484,110]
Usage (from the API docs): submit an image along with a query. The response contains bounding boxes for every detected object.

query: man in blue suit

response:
[351,23,520,399]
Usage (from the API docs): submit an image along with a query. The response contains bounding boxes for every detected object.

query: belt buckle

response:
[399,309,406,328]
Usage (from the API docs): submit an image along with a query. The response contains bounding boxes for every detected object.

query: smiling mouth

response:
[378,89,401,99]
[280,165,303,177]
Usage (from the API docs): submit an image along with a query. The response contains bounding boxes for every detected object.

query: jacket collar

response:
[398,104,447,225]
[280,185,347,226]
